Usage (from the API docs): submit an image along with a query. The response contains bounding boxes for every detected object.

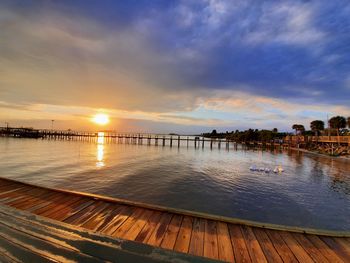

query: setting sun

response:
[92,113,109,125]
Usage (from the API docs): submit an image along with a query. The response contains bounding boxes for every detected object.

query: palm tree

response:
[272,128,278,133]
[310,120,324,136]
[292,124,299,135]
[298,125,305,134]
[329,116,346,144]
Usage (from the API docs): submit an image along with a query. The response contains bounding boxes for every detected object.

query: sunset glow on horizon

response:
[92,114,110,126]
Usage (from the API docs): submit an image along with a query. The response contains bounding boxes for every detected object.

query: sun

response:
[92,113,110,125]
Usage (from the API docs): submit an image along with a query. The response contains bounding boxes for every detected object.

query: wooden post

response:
[162,136,165,146]
[202,138,204,148]
[178,136,180,148]
[187,136,189,147]
[218,140,221,149]
[170,136,173,147]
[210,139,213,149]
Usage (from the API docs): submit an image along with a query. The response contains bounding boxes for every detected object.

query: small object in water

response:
[249,165,257,171]
[264,168,271,173]
[259,167,265,172]
[273,166,284,173]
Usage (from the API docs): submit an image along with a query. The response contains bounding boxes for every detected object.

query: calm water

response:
[0,136,349,231]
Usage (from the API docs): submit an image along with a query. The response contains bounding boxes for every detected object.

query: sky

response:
[1,0,350,133]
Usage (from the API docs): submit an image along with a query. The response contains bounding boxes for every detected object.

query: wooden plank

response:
[173,216,193,254]
[121,209,153,240]
[228,224,251,263]
[321,236,350,263]
[279,231,314,263]
[188,217,205,257]
[217,222,235,262]
[5,189,53,208]
[265,230,297,263]
[31,194,72,215]
[95,205,129,232]
[39,195,83,218]
[146,213,173,247]
[292,233,328,263]
[135,211,162,243]
[203,219,219,260]
[7,190,57,209]
[48,199,95,221]
[21,193,65,212]
[79,204,117,230]
[253,228,282,263]
[0,186,32,200]
[240,226,267,263]
[63,201,109,226]
[306,235,343,263]
[100,206,134,235]
[333,237,350,256]
[160,214,183,250]
[112,208,147,238]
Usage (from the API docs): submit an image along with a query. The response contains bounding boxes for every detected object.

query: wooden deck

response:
[0,178,349,262]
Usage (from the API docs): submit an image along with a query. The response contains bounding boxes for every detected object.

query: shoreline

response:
[288,146,350,161]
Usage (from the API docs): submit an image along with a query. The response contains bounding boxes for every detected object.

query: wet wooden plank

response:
[292,233,328,263]
[19,192,65,212]
[5,190,56,210]
[160,214,183,250]
[121,209,153,240]
[228,224,251,263]
[100,206,134,235]
[39,195,83,218]
[48,198,95,221]
[279,232,314,263]
[306,235,343,263]
[30,194,72,215]
[95,205,129,232]
[135,211,162,243]
[173,216,193,254]
[217,222,235,262]
[146,213,173,247]
[333,237,350,256]
[63,201,109,225]
[321,236,350,263]
[62,200,102,224]
[189,217,205,257]
[265,230,297,263]
[253,228,282,263]
[112,208,147,238]
[203,219,219,260]
[80,203,117,230]
[0,186,32,201]
[240,226,267,263]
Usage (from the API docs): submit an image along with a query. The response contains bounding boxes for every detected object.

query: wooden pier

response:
[0,127,237,150]
[0,178,349,262]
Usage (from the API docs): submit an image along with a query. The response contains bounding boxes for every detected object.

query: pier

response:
[0,127,237,150]
[0,177,349,262]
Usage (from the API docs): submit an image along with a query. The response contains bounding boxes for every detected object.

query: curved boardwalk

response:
[0,178,349,262]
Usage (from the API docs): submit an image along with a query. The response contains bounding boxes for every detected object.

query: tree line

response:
[292,116,350,137]
[202,116,350,142]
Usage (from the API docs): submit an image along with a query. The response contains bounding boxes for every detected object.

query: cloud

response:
[0,0,350,132]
